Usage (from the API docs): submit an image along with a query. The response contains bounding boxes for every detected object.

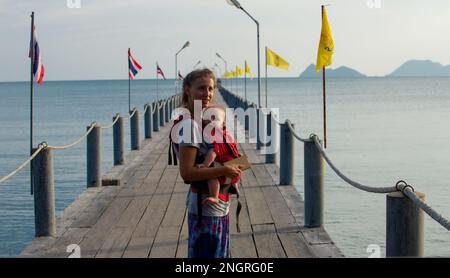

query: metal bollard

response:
[304,138,324,228]
[279,121,294,185]
[32,146,56,237]
[153,102,160,132]
[113,114,125,165]
[144,103,153,139]
[87,123,102,188]
[386,191,425,257]
[130,108,140,150]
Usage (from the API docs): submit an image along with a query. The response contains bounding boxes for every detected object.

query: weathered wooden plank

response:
[77,196,132,258]
[278,232,314,258]
[261,186,299,233]
[243,170,273,225]
[149,226,181,258]
[45,228,90,258]
[95,227,134,258]
[252,224,286,258]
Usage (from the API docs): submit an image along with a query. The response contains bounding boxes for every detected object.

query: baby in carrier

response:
[196,105,241,205]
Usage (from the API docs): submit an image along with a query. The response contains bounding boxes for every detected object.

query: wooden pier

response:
[20,92,342,258]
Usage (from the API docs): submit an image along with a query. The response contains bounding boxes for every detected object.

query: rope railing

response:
[0,144,46,185]
[122,108,138,120]
[100,114,120,130]
[47,123,96,150]
[221,87,450,232]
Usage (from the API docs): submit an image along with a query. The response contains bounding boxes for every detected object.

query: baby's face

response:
[204,107,225,124]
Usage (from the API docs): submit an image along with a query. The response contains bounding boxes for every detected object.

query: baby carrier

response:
[168,114,242,232]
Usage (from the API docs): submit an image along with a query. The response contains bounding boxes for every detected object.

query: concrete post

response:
[87,124,102,188]
[144,103,153,139]
[265,111,277,164]
[113,114,125,165]
[130,108,140,150]
[165,98,170,123]
[304,139,324,228]
[386,191,425,257]
[279,122,294,185]
[32,146,56,237]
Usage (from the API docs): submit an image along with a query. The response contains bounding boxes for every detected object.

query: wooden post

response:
[165,98,170,123]
[113,114,125,165]
[256,108,261,150]
[159,101,165,127]
[304,139,324,227]
[265,111,276,164]
[87,124,102,188]
[130,108,140,150]
[279,121,294,185]
[386,191,425,257]
[153,102,160,132]
[32,146,56,237]
[144,103,153,139]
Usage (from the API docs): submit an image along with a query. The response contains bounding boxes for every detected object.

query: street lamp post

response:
[216,52,228,88]
[226,0,261,108]
[193,60,202,69]
[175,41,191,95]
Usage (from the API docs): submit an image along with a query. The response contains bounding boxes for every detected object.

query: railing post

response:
[144,103,153,139]
[130,108,140,150]
[256,108,262,150]
[265,111,278,164]
[159,101,165,127]
[165,98,170,123]
[113,114,125,165]
[279,121,294,185]
[32,146,56,237]
[153,102,160,132]
[386,191,425,257]
[304,138,324,228]
[87,123,102,188]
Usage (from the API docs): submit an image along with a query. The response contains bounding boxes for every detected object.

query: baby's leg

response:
[203,178,220,205]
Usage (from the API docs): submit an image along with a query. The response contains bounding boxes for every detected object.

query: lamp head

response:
[183,41,191,49]
[226,0,242,9]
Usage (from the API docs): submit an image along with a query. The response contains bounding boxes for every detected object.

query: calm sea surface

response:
[0,77,449,257]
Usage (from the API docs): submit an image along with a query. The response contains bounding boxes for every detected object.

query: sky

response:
[1,0,450,81]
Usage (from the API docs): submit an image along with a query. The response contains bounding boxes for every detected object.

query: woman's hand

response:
[223,164,243,179]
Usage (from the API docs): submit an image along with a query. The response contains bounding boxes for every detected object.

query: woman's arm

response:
[179,146,242,182]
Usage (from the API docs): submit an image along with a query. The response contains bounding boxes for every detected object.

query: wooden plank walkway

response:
[20,93,343,258]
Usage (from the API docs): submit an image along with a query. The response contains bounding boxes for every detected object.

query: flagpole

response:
[128,48,131,113]
[244,61,247,101]
[321,5,327,149]
[265,47,268,108]
[29,11,35,195]
[156,63,159,101]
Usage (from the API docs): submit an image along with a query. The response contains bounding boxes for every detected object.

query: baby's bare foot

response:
[202,197,219,205]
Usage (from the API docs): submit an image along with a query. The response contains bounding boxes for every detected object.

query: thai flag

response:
[128,49,142,79]
[157,63,166,80]
[178,70,184,80]
[29,24,44,85]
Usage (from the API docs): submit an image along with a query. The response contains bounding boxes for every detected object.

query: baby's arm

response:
[197,148,217,168]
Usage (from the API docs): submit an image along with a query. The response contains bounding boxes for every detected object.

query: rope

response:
[123,108,138,120]
[0,144,46,184]
[312,135,398,193]
[47,123,96,150]
[100,114,120,130]
[285,120,309,143]
[395,181,450,231]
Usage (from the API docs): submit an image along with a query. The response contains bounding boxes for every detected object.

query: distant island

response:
[388,60,450,77]
[299,64,366,78]
[299,60,450,78]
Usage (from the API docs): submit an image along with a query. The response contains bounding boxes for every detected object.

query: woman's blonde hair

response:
[182,68,217,106]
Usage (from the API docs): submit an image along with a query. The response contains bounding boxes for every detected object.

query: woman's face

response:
[187,76,215,109]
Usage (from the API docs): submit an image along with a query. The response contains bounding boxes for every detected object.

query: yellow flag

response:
[316,6,334,72]
[266,47,289,70]
[245,61,253,79]
[224,71,232,79]
[236,66,245,76]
